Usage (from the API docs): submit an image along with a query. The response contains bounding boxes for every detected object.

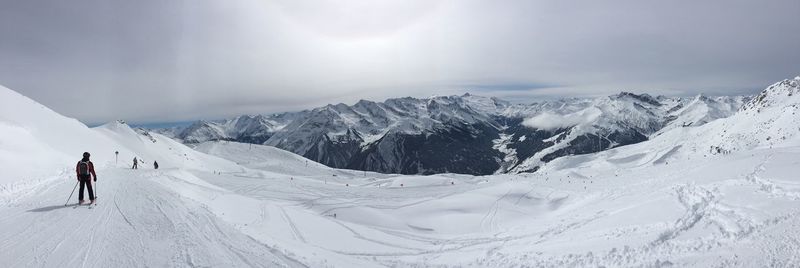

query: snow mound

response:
[192,141,332,176]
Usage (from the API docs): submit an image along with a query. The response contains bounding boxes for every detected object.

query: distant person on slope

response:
[153,161,159,169]
[76,152,97,205]
[132,157,138,169]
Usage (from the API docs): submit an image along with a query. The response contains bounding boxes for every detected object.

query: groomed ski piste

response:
[1,76,799,267]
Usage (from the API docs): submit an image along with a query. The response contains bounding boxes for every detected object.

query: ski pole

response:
[65,181,79,206]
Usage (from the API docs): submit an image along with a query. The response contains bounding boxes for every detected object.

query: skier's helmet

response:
[83,152,90,158]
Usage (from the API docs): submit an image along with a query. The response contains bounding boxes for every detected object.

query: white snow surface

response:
[1,78,800,267]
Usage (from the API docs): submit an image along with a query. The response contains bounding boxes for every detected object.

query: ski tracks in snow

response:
[279,206,307,243]
[746,154,800,200]
[480,189,512,233]
[0,168,308,268]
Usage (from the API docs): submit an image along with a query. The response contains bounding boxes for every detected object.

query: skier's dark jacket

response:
[76,159,97,181]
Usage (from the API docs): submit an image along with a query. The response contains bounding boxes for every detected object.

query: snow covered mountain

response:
[542,76,800,173]
[173,113,300,144]
[161,92,748,175]
[1,76,799,267]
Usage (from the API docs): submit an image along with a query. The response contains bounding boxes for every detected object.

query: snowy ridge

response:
[655,94,749,135]
[94,121,239,172]
[741,76,800,112]
[0,85,130,191]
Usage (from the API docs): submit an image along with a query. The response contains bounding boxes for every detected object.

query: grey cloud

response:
[0,0,798,124]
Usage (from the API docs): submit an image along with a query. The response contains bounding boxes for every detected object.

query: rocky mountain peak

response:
[741,76,800,112]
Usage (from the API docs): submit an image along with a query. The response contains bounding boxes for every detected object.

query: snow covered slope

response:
[94,121,239,172]
[0,84,248,204]
[0,85,131,197]
[1,76,797,267]
[191,141,339,177]
[654,94,748,135]
[0,85,337,266]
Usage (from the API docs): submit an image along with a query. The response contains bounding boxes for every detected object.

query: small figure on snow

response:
[153,161,159,170]
[132,157,138,169]
[76,152,97,205]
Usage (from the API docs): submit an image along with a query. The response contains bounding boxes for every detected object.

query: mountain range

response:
[157,92,749,175]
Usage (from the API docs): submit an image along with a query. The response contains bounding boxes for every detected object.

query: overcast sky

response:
[1,0,798,124]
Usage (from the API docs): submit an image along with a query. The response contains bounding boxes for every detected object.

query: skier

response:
[153,161,159,169]
[75,152,97,205]
[132,157,138,169]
